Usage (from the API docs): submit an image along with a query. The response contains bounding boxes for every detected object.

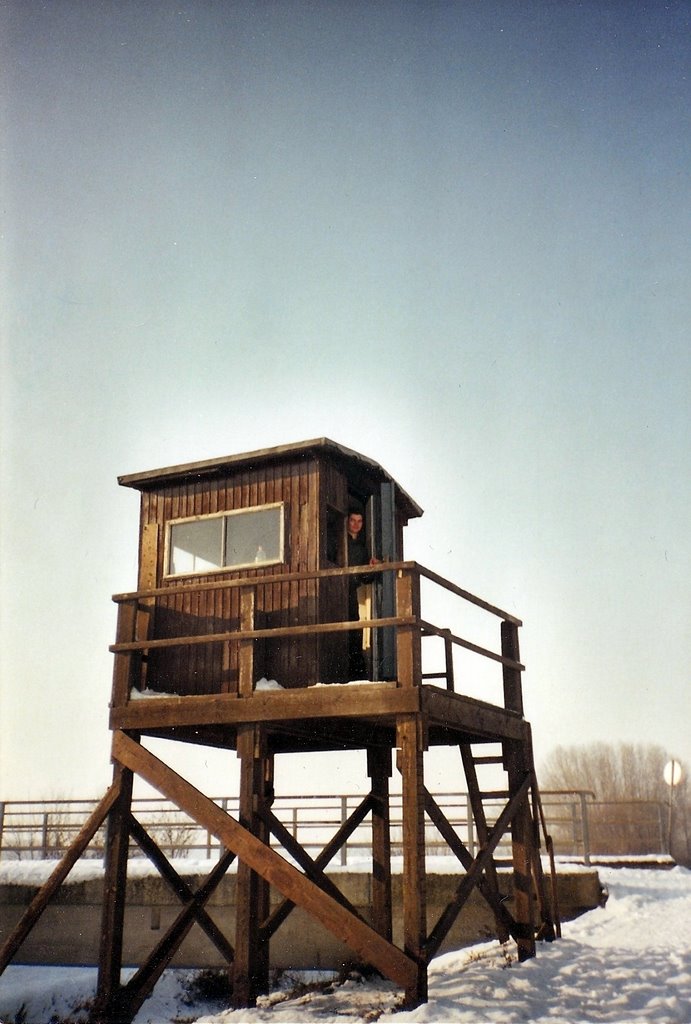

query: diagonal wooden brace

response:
[111,731,417,993]
[0,783,121,974]
[425,774,532,961]
[424,790,516,941]
[116,848,236,1022]
[260,794,374,941]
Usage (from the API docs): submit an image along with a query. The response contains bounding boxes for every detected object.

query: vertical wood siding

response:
[140,457,324,694]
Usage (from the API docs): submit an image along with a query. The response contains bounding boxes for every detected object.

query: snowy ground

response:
[1,866,690,1024]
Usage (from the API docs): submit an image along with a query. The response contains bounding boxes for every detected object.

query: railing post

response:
[442,629,455,691]
[579,791,592,866]
[111,600,139,707]
[238,587,256,698]
[41,813,49,859]
[501,621,523,715]
[395,569,421,688]
[340,796,349,866]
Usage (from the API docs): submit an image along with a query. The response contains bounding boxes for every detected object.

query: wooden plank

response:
[111,731,417,992]
[110,683,421,731]
[110,614,415,653]
[422,688,526,742]
[0,784,120,973]
[113,560,410,603]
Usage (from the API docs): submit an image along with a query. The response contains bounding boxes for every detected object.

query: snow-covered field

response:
[1,866,690,1024]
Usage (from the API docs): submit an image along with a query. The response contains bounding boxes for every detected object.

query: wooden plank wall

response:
[140,457,322,694]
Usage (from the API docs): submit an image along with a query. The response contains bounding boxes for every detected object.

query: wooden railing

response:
[109,561,524,709]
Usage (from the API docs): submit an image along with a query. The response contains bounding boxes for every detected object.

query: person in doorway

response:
[346,508,379,680]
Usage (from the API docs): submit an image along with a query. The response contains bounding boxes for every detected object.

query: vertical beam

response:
[459,745,510,944]
[443,630,455,692]
[134,521,158,692]
[238,587,256,698]
[501,622,535,960]
[503,732,536,960]
[111,602,138,708]
[397,715,427,1006]
[367,746,393,942]
[501,620,523,715]
[95,756,135,1023]
[233,724,271,1007]
[395,569,421,689]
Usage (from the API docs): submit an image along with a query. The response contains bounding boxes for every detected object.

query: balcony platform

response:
[110,681,528,755]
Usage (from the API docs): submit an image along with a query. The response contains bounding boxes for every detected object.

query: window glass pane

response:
[225,506,282,568]
[169,518,223,575]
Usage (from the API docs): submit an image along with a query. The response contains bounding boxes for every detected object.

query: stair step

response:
[478,790,510,800]
[472,756,504,765]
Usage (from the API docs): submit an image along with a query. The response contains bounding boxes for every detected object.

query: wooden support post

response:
[233,724,271,1007]
[94,758,135,1023]
[112,730,417,993]
[395,570,421,689]
[504,733,536,961]
[500,621,535,960]
[367,746,393,942]
[397,715,427,1006]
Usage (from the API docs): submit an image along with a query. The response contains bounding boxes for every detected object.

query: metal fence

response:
[0,790,668,867]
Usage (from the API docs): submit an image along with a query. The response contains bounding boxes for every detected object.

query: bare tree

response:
[540,743,690,864]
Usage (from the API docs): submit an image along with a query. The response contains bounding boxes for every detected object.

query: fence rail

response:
[0,791,667,866]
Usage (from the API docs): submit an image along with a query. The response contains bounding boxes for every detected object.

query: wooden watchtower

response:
[0,438,558,1022]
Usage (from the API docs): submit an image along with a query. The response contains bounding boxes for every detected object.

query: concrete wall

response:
[0,868,604,970]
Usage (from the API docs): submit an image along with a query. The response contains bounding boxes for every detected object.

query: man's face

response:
[347,513,364,537]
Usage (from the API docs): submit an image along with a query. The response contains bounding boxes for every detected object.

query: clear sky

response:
[1,1,689,801]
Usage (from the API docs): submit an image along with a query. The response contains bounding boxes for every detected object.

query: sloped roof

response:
[118,437,423,519]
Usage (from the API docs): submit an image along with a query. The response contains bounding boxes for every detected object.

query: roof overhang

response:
[118,438,423,519]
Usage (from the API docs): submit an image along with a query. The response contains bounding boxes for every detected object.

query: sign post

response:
[663,759,684,855]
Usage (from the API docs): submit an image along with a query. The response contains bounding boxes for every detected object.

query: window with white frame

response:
[167,503,284,577]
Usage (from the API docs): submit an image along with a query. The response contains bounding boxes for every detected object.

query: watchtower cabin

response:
[118,437,420,697]
[0,439,559,1024]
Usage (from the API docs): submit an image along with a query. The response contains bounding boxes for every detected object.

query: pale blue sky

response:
[1,1,689,799]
